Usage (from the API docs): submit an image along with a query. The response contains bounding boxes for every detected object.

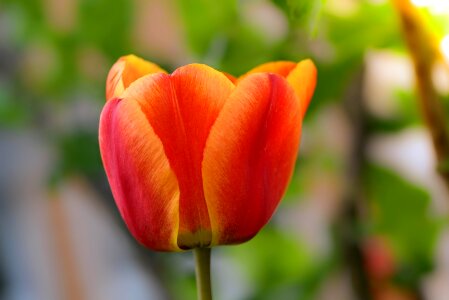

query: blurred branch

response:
[337,58,425,300]
[49,192,85,300]
[337,66,372,300]
[392,0,449,190]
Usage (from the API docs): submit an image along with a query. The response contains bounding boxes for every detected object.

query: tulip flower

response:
[100,54,316,250]
[99,54,316,299]
[100,54,316,249]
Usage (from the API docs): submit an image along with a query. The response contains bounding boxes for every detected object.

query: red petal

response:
[122,64,235,249]
[99,98,180,251]
[202,73,302,245]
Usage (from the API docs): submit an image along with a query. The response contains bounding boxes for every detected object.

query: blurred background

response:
[1,0,449,299]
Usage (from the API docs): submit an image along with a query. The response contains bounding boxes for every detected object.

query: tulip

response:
[99,54,317,252]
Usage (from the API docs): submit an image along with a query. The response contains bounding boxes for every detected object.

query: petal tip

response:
[106,54,166,101]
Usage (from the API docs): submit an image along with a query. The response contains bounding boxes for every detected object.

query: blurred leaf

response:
[271,0,325,34]
[228,225,330,300]
[325,2,400,59]
[233,227,313,285]
[51,131,103,185]
[367,89,422,133]
[165,253,197,300]
[365,164,441,279]
[283,170,305,202]
[78,0,133,58]
[220,24,272,75]
[176,0,237,57]
[288,0,325,33]
[284,149,342,203]
[0,85,28,127]
[304,2,402,115]
[2,0,45,38]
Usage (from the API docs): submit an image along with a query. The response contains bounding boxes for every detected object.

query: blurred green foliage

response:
[177,0,237,57]
[366,164,441,284]
[229,226,334,300]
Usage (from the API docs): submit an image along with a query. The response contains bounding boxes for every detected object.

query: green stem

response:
[194,247,212,300]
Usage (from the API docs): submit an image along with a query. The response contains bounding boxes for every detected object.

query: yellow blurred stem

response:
[194,248,212,300]
[392,0,449,186]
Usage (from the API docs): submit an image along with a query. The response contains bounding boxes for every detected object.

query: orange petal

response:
[99,98,180,251]
[241,59,317,117]
[106,54,166,100]
[202,73,302,245]
[286,59,317,117]
[122,64,235,249]
[241,61,297,79]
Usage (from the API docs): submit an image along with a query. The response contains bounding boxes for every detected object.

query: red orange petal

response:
[106,55,166,100]
[99,98,180,251]
[122,64,235,249]
[202,73,302,245]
